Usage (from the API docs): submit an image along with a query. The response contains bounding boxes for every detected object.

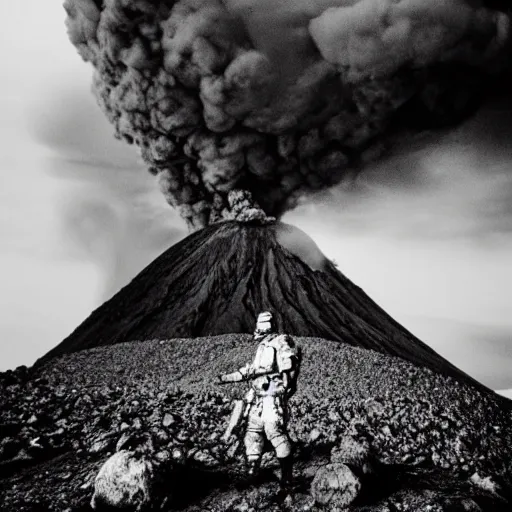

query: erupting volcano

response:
[1,0,512,511]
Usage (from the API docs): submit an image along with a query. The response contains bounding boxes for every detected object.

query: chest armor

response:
[253,340,278,374]
[251,335,285,396]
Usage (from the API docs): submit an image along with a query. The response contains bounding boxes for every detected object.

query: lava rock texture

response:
[1,335,512,510]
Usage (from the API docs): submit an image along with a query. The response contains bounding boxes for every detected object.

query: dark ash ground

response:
[1,334,511,511]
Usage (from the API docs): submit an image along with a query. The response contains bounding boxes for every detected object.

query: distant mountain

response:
[39,221,487,393]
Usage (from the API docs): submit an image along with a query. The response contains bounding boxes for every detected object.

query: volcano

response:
[5,221,512,511]
[40,221,485,392]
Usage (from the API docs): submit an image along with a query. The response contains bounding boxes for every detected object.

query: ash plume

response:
[64,0,512,229]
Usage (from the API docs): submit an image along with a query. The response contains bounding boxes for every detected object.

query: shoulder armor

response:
[272,335,296,372]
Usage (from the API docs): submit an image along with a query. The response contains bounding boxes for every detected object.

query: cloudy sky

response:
[1,2,511,392]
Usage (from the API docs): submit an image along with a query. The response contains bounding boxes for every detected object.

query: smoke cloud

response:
[63,0,512,229]
[32,87,187,302]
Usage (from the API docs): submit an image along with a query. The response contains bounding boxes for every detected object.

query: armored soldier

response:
[218,311,300,493]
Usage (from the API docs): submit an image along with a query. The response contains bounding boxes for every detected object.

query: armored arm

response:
[284,361,299,398]
[218,362,253,384]
[276,335,300,398]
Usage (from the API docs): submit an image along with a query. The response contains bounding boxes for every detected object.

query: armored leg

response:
[244,404,265,476]
[263,397,292,458]
[244,430,264,474]
[262,397,293,490]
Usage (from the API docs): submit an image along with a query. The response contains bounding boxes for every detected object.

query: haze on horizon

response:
[0,1,511,393]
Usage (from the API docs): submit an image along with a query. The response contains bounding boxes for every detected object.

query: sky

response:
[0,2,511,393]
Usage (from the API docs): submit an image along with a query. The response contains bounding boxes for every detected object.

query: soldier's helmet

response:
[255,311,274,336]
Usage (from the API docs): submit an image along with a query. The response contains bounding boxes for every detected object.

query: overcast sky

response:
[0,2,511,392]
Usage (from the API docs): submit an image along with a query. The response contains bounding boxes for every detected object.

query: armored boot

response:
[247,458,261,477]
[242,458,262,488]
[235,458,261,491]
[276,454,294,502]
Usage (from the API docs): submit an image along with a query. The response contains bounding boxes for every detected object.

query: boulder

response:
[311,463,361,508]
[91,450,159,511]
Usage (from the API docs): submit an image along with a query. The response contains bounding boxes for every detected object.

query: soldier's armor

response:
[242,333,295,397]
[221,328,299,474]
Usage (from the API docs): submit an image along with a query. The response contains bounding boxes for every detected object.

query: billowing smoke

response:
[63,0,511,229]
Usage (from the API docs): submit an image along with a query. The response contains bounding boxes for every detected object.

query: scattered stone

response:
[154,450,171,464]
[171,447,186,464]
[91,450,156,511]
[163,413,175,428]
[311,463,361,508]
[176,430,188,442]
[12,448,32,461]
[327,411,339,422]
[309,429,321,442]
[154,429,169,444]
[235,499,250,512]
[27,415,38,425]
[89,436,112,454]
[29,437,44,450]
[80,480,93,490]
[56,418,68,428]
[381,425,392,437]
[470,473,499,494]
[459,498,483,511]
[193,449,218,467]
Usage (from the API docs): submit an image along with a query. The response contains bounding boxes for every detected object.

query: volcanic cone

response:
[40,221,488,394]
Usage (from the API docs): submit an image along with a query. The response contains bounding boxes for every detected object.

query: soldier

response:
[218,311,300,495]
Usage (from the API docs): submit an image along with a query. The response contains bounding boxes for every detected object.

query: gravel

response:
[1,334,511,511]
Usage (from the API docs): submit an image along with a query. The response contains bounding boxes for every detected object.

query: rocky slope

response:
[2,335,512,511]
[39,221,485,393]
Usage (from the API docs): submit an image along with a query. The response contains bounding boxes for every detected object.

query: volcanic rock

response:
[162,414,175,428]
[91,450,156,511]
[311,463,361,508]
[330,436,373,475]
[3,222,511,511]
[1,334,512,510]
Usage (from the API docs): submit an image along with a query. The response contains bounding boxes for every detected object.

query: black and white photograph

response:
[1,0,512,510]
